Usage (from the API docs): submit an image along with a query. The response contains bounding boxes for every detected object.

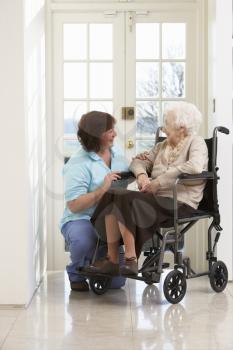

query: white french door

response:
[50,8,199,269]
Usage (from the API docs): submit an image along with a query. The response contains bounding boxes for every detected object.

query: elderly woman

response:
[88,102,208,276]
[60,111,128,291]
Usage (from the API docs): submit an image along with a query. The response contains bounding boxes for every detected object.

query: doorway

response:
[49,3,203,269]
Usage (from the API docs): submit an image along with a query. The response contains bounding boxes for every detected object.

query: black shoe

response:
[83,257,119,276]
[120,257,138,276]
[70,280,89,292]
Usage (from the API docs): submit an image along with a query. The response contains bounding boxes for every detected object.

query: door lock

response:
[122,107,135,120]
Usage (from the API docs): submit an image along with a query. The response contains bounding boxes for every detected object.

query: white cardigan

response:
[129,135,208,209]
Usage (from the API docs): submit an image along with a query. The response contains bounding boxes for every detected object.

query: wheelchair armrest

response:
[111,171,135,189]
[118,171,135,179]
[177,171,214,181]
[172,171,214,232]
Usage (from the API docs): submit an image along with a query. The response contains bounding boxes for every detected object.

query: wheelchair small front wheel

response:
[209,261,228,293]
[141,255,158,285]
[89,276,112,295]
[163,270,187,304]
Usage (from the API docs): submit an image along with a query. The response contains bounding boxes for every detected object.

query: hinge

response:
[213,98,216,113]
[128,12,134,32]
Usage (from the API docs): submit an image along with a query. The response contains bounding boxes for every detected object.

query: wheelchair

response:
[79,126,230,304]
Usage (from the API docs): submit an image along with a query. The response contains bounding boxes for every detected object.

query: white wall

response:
[0,0,29,305]
[0,0,46,305]
[24,0,47,302]
[208,0,233,279]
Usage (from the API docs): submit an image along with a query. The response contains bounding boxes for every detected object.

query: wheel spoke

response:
[170,289,176,298]
[221,272,227,281]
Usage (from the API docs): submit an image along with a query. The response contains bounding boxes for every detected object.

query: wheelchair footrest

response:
[78,268,114,278]
[142,262,170,273]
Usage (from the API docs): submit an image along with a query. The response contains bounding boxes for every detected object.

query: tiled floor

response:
[0,270,233,350]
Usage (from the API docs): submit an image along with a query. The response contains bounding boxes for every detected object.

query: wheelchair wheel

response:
[89,276,112,295]
[163,270,187,304]
[209,261,228,293]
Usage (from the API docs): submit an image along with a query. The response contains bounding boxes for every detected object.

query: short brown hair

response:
[77,111,116,152]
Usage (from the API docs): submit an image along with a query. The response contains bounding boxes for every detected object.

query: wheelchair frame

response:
[80,126,229,304]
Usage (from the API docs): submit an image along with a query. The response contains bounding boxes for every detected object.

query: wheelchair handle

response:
[216,126,230,135]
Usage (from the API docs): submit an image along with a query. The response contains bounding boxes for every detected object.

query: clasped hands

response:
[137,174,160,193]
[134,151,160,193]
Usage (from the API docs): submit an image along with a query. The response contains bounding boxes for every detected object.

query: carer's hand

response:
[132,151,150,161]
[102,172,121,192]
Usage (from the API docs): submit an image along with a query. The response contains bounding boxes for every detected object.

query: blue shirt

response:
[60,145,128,229]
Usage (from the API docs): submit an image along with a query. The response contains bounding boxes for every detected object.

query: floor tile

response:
[1,334,134,350]
[130,276,233,350]
[0,316,18,348]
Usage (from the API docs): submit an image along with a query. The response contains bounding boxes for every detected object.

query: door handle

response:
[127,139,134,149]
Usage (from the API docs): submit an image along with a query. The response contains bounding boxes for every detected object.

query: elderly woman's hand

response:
[137,173,150,190]
[132,151,150,161]
[140,179,161,194]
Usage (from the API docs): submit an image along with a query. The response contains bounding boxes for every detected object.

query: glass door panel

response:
[136,23,160,59]
[89,63,113,98]
[89,24,113,60]
[63,24,87,60]
[162,62,185,98]
[136,101,159,138]
[136,62,160,98]
[64,63,87,99]
[162,23,186,59]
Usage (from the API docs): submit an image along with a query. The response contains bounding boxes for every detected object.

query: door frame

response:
[207,0,233,280]
[46,0,207,271]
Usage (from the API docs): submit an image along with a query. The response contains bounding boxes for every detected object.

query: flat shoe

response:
[120,257,138,276]
[83,257,119,276]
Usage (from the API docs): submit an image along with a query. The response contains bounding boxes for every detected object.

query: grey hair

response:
[163,101,202,135]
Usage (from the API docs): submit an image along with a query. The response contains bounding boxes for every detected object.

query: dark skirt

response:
[91,188,195,257]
